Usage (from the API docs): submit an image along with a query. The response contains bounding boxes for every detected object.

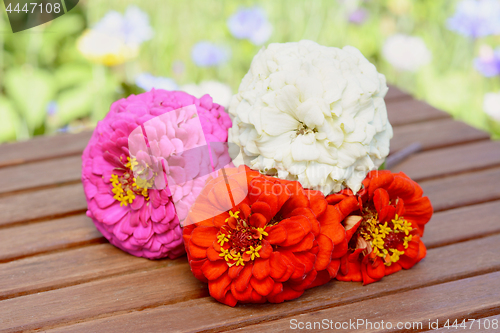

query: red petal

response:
[202,259,228,281]
[267,285,303,303]
[367,170,394,197]
[314,234,334,271]
[373,188,390,215]
[188,258,208,282]
[252,258,271,280]
[250,276,275,296]
[327,259,341,278]
[187,239,208,259]
[307,270,331,289]
[228,265,244,279]
[221,291,237,307]
[190,226,219,248]
[366,257,385,281]
[331,238,348,259]
[269,252,287,280]
[282,232,315,252]
[208,272,231,300]
[234,265,253,292]
[251,201,273,223]
[206,246,221,261]
[268,282,283,297]
[249,212,267,228]
[305,189,328,217]
[336,256,362,282]
[266,224,287,244]
[294,252,315,274]
[231,282,253,302]
[289,270,317,291]
[278,220,306,247]
[281,251,306,280]
[385,262,402,276]
[379,205,396,224]
[259,239,273,259]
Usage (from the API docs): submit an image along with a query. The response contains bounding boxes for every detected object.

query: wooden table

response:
[1,87,500,333]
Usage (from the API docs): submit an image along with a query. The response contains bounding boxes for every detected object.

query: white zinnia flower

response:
[182,81,233,108]
[228,40,393,195]
[382,34,432,72]
[484,92,500,121]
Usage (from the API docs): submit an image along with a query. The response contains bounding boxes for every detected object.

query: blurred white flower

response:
[382,34,432,72]
[77,29,139,66]
[229,40,392,195]
[94,6,154,46]
[181,81,233,108]
[227,7,273,45]
[77,6,153,66]
[484,92,500,122]
[135,73,178,91]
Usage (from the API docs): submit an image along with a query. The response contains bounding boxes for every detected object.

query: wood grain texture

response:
[0,259,205,332]
[391,140,500,181]
[0,214,102,262]
[40,234,500,333]
[231,272,500,333]
[420,167,500,212]
[0,155,82,195]
[0,183,87,227]
[391,118,490,154]
[423,201,500,249]
[0,131,91,168]
[0,243,170,301]
[387,98,449,126]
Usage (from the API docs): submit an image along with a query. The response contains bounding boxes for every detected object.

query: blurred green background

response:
[1,0,499,143]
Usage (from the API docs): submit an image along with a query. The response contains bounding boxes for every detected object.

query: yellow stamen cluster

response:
[217,210,267,267]
[110,157,152,206]
[360,214,413,266]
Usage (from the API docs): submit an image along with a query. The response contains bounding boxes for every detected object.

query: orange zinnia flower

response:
[327,170,433,285]
[183,165,347,306]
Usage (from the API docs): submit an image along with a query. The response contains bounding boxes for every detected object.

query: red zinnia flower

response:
[327,170,433,285]
[183,166,347,306]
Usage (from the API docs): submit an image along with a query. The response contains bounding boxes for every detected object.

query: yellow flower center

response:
[217,210,269,267]
[110,157,152,206]
[356,214,413,266]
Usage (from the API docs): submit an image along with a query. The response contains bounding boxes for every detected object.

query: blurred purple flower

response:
[474,47,500,77]
[191,42,229,67]
[227,7,273,45]
[46,101,58,116]
[94,5,154,46]
[447,0,500,38]
[135,73,178,91]
[349,8,369,25]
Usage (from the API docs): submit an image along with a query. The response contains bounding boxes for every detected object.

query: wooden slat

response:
[232,272,500,333]
[385,85,411,101]
[0,243,169,301]
[0,131,91,168]
[391,140,500,181]
[30,234,500,333]
[0,155,81,195]
[0,183,87,227]
[423,201,500,249]
[427,314,500,332]
[387,98,449,126]
[0,214,102,262]
[390,118,490,154]
[0,257,205,332]
[420,167,500,212]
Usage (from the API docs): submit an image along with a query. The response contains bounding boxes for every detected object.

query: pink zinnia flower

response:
[82,90,232,259]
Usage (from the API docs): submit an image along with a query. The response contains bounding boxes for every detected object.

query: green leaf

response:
[54,63,93,90]
[55,83,93,126]
[4,67,56,132]
[0,97,21,143]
